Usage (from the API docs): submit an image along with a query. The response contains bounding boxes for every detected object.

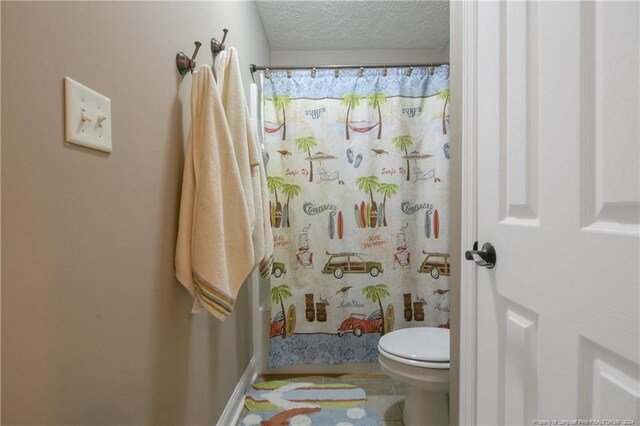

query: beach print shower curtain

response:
[263,66,450,368]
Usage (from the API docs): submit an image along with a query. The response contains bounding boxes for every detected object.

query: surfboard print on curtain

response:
[263,67,450,368]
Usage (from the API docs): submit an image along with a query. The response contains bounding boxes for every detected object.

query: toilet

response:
[378,327,450,426]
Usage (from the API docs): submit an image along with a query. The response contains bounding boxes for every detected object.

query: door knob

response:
[465,242,496,269]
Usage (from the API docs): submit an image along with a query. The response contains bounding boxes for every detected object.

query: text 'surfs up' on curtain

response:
[263,67,450,368]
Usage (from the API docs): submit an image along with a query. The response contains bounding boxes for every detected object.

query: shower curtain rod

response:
[249,62,449,74]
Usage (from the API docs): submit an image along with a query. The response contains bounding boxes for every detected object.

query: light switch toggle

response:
[81,108,92,123]
[97,114,108,128]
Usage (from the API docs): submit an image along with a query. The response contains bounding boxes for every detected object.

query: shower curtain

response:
[263,66,450,368]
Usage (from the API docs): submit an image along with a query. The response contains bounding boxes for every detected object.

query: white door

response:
[473,2,639,424]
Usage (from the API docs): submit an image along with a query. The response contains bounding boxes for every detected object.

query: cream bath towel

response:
[215,48,273,278]
[175,65,254,320]
[214,50,255,251]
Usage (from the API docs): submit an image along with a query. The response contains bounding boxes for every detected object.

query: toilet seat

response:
[378,327,450,369]
[379,347,450,369]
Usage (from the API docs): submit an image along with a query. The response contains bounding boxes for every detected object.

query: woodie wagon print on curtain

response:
[263,67,450,368]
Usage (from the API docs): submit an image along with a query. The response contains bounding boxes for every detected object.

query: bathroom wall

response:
[1,2,269,425]
[271,47,449,66]
[448,3,462,424]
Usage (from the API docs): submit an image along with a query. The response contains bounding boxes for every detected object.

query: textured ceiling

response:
[255,1,450,50]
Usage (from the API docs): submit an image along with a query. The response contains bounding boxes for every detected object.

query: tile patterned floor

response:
[237,373,405,426]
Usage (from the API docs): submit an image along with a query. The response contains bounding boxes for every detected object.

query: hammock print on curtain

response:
[348,122,379,133]
[263,67,450,368]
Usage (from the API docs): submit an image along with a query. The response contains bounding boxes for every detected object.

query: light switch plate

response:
[64,77,112,153]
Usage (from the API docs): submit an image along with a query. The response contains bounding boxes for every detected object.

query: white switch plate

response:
[64,77,112,153]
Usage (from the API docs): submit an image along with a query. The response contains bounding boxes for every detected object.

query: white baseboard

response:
[217,356,257,426]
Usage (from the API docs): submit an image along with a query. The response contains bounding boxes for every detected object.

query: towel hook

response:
[176,41,202,76]
[211,28,229,56]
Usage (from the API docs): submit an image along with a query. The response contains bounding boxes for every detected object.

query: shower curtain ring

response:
[311,68,317,78]
[382,66,388,77]
[334,69,340,78]
[406,66,414,76]
[429,64,435,76]
[287,68,292,79]
[358,67,364,78]
[264,68,271,79]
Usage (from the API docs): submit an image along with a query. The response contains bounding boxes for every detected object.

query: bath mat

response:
[240,380,381,426]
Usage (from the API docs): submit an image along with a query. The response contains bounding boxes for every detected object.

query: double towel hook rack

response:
[176,29,229,76]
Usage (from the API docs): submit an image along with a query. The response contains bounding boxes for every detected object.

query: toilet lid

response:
[378,327,449,362]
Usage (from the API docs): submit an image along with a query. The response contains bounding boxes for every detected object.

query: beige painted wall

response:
[448,2,462,424]
[1,2,269,424]
[270,47,449,66]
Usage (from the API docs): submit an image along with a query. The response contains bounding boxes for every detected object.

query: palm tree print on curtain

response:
[341,94,362,140]
[392,135,415,181]
[362,284,390,335]
[271,284,293,338]
[367,92,387,139]
[376,183,399,227]
[262,66,450,368]
[437,87,450,135]
[270,95,291,140]
[295,136,318,182]
[355,176,380,228]
[281,183,302,227]
[267,176,284,228]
